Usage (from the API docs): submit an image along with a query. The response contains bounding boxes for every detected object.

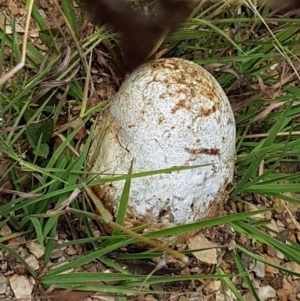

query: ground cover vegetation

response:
[0,0,300,300]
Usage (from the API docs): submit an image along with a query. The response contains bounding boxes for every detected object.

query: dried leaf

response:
[47,289,94,301]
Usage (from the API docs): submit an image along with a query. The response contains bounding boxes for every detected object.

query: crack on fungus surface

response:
[184,147,221,156]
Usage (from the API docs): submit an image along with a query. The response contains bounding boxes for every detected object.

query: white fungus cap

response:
[91,58,236,226]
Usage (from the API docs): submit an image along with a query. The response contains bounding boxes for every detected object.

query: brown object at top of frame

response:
[81,0,300,73]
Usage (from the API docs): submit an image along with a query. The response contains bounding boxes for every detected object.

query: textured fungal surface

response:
[91,58,236,226]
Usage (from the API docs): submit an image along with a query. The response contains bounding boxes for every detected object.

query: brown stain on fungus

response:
[197,105,218,118]
[158,114,164,124]
[150,60,179,72]
[148,59,222,118]
[184,147,220,156]
[92,185,115,218]
[171,99,190,114]
[158,206,175,223]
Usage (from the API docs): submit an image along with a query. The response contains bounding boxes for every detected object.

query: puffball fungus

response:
[91,58,235,227]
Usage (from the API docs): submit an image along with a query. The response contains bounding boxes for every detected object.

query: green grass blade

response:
[112,161,133,236]
[235,254,260,301]
[46,238,135,276]
[216,267,244,301]
[62,0,78,33]
[0,243,37,277]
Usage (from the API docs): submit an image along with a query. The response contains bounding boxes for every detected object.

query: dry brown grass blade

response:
[240,131,300,139]
[85,186,190,264]
[0,0,34,85]
[261,0,300,10]
[251,101,287,123]
[0,188,43,198]
[232,71,297,112]
[42,289,94,301]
